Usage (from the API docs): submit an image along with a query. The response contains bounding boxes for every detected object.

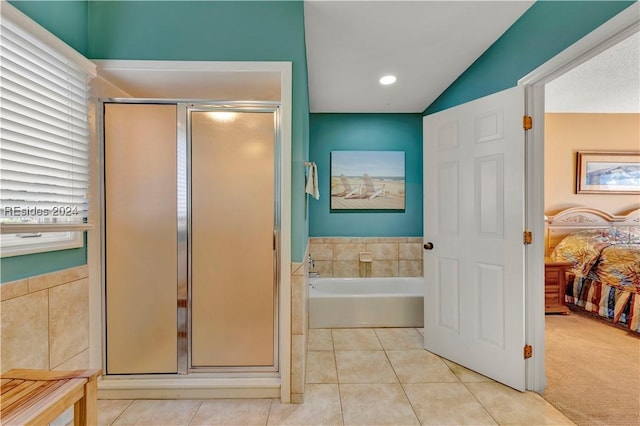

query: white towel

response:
[305,163,320,200]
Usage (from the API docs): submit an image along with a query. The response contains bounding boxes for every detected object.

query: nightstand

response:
[544,258,573,314]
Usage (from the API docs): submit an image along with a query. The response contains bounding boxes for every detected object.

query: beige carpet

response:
[543,311,640,426]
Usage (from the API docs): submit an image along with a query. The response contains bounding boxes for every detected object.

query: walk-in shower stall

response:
[102,101,280,376]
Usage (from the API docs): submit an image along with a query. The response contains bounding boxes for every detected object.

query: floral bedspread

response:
[551,229,640,289]
[552,229,640,332]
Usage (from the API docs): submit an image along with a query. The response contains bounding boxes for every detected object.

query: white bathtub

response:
[309,277,424,328]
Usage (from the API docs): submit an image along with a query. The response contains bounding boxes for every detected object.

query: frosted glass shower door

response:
[104,103,178,374]
[190,109,276,368]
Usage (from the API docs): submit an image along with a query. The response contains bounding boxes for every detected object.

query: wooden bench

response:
[1,369,101,426]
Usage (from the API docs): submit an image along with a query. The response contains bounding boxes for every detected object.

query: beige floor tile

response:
[112,400,202,425]
[374,328,423,350]
[340,384,419,426]
[335,351,397,384]
[306,351,338,384]
[404,383,497,425]
[442,358,492,382]
[189,399,272,425]
[416,328,424,336]
[308,329,334,351]
[332,329,382,350]
[98,400,133,426]
[466,382,575,425]
[386,350,459,383]
[267,384,343,425]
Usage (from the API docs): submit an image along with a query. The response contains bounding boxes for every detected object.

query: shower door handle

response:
[424,242,434,250]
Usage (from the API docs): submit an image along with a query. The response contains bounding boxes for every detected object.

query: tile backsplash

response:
[309,237,423,278]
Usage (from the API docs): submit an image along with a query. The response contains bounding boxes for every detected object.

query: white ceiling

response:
[304,0,534,112]
[94,1,638,114]
[545,31,640,113]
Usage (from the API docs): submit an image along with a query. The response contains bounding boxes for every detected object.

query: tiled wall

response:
[0,265,89,373]
[309,237,423,278]
[290,251,309,404]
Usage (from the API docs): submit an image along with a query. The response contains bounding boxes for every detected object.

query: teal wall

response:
[8,0,88,56]
[2,1,89,283]
[87,0,310,262]
[309,114,423,237]
[1,234,87,283]
[424,1,635,114]
[4,0,633,280]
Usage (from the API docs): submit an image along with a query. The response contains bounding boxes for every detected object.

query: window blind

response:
[0,6,94,226]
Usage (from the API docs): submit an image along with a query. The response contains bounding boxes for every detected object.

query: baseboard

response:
[98,376,281,399]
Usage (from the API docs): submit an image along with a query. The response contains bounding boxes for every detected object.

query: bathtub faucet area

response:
[358,251,373,277]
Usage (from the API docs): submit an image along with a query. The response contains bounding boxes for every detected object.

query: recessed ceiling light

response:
[379,75,396,85]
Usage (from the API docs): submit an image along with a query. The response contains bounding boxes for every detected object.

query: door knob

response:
[424,242,434,250]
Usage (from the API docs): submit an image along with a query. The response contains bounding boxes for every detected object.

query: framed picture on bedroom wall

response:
[330,150,405,211]
[576,151,640,194]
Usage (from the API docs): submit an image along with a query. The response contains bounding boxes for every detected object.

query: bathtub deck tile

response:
[332,261,359,277]
[370,260,399,277]
[399,260,423,277]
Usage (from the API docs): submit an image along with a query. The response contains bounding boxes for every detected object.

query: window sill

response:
[0,223,94,234]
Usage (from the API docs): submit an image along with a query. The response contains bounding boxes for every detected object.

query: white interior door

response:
[423,86,526,391]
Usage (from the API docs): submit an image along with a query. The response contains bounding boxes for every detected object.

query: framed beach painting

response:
[576,151,640,194]
[330,150,405,211]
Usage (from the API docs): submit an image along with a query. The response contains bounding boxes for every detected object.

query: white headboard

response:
[545,207,640,256]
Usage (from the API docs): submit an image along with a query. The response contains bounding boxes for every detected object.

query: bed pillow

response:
[605,226,640,244]
[550,230,612,276]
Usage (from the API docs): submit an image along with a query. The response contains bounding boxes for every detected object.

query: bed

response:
[546,207,640,333]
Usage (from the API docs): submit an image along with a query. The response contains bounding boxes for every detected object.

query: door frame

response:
[88,61,292,400]
[521,4,639,391]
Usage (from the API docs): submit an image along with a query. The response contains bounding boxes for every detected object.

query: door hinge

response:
[524,344,533,359]
[523,115,532,130]
[523,230,533,245]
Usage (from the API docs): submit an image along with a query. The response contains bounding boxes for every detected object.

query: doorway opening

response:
[521,0,639,399]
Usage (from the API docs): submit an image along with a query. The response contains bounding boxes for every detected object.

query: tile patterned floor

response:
[96,328,575,425]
